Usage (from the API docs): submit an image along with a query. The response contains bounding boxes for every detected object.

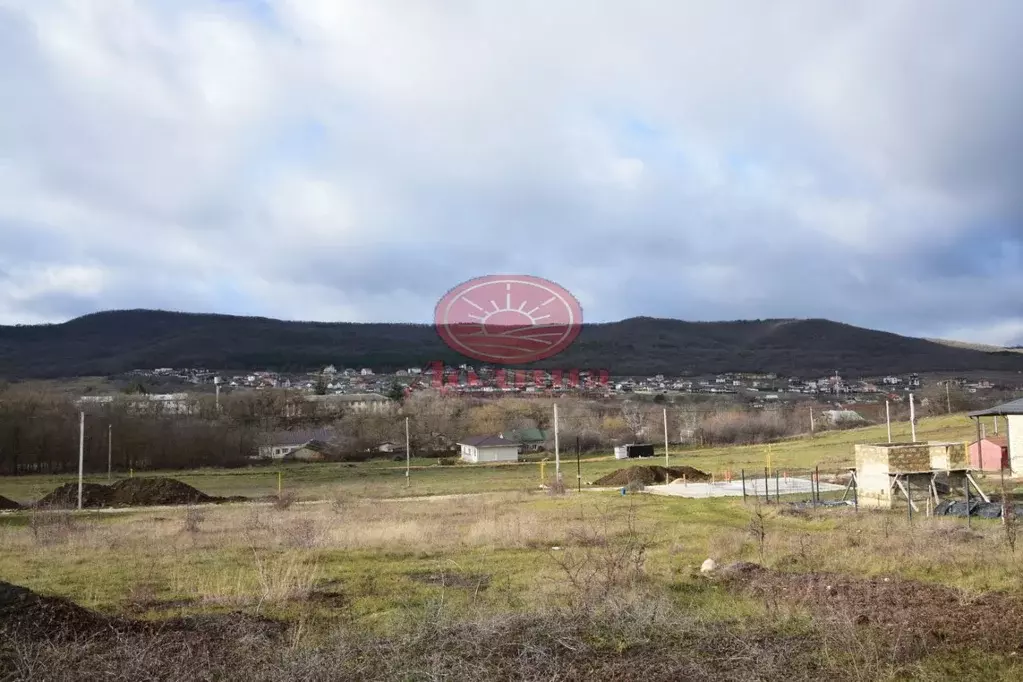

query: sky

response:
[1,1,1021,345]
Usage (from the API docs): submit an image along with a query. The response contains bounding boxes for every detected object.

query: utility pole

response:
[885,400,892,443]
[663,407,669,467]
[809,407,814,437]
[107,423,112,482]
[405,416,411,488]
[946,381,952,414]
[909,393,917,442]
[78,411,85,510]
[554,403,560,482]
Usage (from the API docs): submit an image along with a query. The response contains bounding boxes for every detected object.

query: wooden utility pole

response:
[405,416,411,488]
[886,400,892,443]
[909,393,917,442]
[663,408,669,467]
[107,423,112,482]
[946,381,952,414]
[77,411,85,510]
[554,403,560,482]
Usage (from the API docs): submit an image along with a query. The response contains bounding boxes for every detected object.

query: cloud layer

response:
[1,1,1021,344]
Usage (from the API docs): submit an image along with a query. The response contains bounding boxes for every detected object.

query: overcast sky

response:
[1,1,1021,344]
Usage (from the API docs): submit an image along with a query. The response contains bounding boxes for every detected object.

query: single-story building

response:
[501,427,548,453]
[376,441,406,454]
[968,399,1023,475]
[457,435,521,463]
[968,436,1009,472]
[258,428,337,461]
[822,409,867,426]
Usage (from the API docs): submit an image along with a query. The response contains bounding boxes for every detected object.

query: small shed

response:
[968,399,1023,475]
[457,435,521,463]
[968,437,1009,472]
[614,443,655,460]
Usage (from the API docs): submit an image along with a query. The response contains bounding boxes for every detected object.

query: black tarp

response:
[933,499,1009,519]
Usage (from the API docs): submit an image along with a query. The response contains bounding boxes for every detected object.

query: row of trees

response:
[0,382,998,475]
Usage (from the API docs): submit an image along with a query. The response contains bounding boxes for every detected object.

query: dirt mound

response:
[33,478,239,509]
[108,478,214,506]
[594,465,710,487]
[0,495,20,510]
[719,566,1023,654]
[1,580,286,644]
[35,483,114,509]
[0,580,129,640]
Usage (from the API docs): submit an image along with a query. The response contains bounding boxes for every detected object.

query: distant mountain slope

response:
[1,309,1022,379]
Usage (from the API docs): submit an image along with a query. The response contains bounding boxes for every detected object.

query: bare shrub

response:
[547,477,567,496]
[274,490,297,511]
[438,457,457,466]
[286,519,319,549]
[625,479,645,493]
[29,511,77,546]
[748,499,767,565]
[182,508,205,534]
[549,500,649,603]
[330,493,347,516]
[696,409,798,446]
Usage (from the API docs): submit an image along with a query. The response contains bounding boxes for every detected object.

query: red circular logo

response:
[435,275,583,364]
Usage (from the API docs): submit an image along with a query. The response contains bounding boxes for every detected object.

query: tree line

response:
[0,382,998,475]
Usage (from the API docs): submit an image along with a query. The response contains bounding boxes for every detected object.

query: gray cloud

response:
[0,0,1021,345]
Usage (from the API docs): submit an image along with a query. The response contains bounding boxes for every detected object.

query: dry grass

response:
[6,490,1023,680]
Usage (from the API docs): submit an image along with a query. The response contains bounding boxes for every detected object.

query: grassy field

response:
[0,413,985,505]
[5,412,1022,680]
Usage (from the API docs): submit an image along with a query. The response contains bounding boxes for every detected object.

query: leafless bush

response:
[330,493,347,516]
[29,511,77,546]
[549,500,649,603]
[273,490,297,511]
[182,508,205,534]
[286,519,319,549]
[748,499,767,564]
[547,477,567,496]
[696,409,799,446]
[625,479,645,493]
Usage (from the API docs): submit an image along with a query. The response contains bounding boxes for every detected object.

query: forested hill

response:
[1,309,1022,379]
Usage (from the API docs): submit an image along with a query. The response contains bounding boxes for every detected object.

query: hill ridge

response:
[2,309,1022,379]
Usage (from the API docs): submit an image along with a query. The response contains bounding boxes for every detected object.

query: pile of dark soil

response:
[594,465,710,487]
[32,478,244,509]
[0,580,130,641]
[35,483,115,509]
[108,478,214,506]
[0,495,20,510]
[717,563,1023,655]
[1,580,285,644]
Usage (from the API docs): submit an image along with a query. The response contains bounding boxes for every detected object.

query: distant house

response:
[258,428,336,461]
[76,393,194,415]
[501,428,548,452]
[457,435,521,463]
[302,393,393,414]
[822,410,866,426]
[376,441,405,454]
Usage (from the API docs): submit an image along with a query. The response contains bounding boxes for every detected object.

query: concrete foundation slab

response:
[643,476,845,499]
